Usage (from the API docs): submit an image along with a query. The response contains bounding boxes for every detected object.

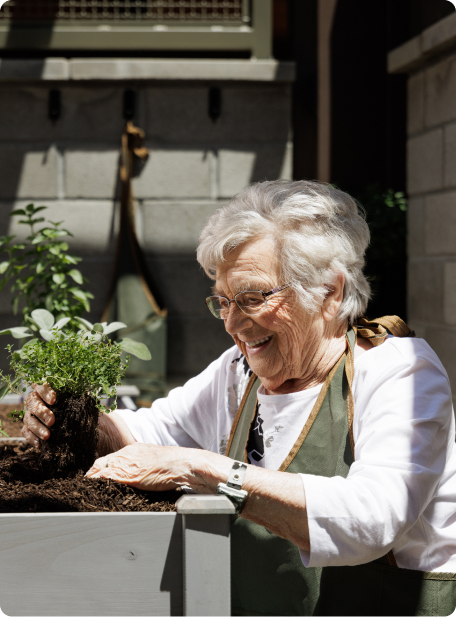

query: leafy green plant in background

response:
[0,204,93,327]
[356,185,408,318]
[0,309,152,419]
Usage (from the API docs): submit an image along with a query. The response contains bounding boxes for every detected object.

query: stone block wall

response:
[0,59,294,380]
[389,13,456,402]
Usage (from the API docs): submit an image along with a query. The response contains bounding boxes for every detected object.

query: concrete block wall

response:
[0,60,294,380]
[389,14,456,402]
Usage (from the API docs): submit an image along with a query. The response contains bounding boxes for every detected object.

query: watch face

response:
[216,483,248,514]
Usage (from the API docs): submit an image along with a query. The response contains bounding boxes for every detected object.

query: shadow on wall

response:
[0,0,58,66]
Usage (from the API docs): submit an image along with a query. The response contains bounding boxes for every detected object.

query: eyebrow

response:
[211,280,270,296]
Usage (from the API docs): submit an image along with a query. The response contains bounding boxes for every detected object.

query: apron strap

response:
[226,373,261,462]
[357,315,414,346]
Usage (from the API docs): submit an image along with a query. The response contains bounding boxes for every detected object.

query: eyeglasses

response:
[205,284,291,320]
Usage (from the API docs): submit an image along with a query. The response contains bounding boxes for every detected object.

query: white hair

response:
[197,180,371,324]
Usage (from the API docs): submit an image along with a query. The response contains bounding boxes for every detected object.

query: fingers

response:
[33,382,56,406]
[21,424,40,448]
[23,391,55,444]
[86,454,110,477]
[25,392,55,428]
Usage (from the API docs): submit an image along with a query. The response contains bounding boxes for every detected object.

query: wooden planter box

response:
[0,441,235,617]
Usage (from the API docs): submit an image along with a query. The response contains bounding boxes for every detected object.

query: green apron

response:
[226,323,456,616]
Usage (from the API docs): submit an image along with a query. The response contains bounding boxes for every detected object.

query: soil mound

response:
[0,444,179,513]
[41,393,99,477]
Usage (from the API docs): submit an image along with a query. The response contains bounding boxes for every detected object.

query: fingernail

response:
[40,429,48,438]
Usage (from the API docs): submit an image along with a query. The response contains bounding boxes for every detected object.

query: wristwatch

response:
[216,460,248,513]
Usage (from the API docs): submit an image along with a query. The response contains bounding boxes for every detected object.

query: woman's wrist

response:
[186,449,234,493]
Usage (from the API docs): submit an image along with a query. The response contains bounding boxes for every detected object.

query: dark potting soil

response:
[0,391,180,513]
[40,392,99,477]
[0,444,179,513]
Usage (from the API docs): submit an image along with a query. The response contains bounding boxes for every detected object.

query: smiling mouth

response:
[245,335,273,349]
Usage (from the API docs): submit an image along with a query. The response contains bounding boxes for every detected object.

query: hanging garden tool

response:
[102,120,167,405]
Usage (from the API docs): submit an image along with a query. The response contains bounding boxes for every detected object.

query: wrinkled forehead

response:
[213,238,280,295]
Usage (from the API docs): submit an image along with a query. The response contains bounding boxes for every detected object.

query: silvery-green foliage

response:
[0,309,151,414]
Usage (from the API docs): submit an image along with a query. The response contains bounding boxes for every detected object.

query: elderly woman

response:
[23,181,456,616]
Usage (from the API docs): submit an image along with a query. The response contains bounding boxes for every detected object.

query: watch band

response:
[227,460,248,490]
[216,459,248,514]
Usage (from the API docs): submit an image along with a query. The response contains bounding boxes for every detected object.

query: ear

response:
[322,272,344,322]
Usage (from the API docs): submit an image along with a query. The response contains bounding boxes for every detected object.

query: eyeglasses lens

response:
[206,292,266,319]
[206,296,229,319]
[235,291,265,314]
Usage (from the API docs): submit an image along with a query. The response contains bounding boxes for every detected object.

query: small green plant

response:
[0,204,93,325]
[0,309,152,421]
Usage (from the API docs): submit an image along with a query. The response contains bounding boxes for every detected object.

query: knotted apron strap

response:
[357,315,415,347]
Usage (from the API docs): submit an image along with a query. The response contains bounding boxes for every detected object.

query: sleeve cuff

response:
[113,408,146,444]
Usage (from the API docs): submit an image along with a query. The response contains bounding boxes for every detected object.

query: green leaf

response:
[30,309,55,330]
[68,269,83,285]
[0,327,33,339]
[103,322,127,335]
[0,383,10,401]
[74,317,93,330]
[70,289,90,313]
[118,338,151,361]
[52,273,65,285]
[0,261,9,274]
[93,323,104,333]
[25,203,35,213]
[30,206,47,215]
[12,296,20,315]
[40,329,56,342]
[49,246,61,256]
[45,294,54,312]
[54,317,71,330]
[20,337,40,358]
[9,209,26,216]
[36,262,46,274]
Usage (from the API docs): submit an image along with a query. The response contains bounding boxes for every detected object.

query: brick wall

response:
[389,14,456,402]
[0,59,294,380]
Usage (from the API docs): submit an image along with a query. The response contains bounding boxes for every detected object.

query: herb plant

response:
[0,309,151,420]
[0,204,93,325]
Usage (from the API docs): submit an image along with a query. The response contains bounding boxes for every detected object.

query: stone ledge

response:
[0,58,296,83]
[389,12,456,74]
[0,58,69,80]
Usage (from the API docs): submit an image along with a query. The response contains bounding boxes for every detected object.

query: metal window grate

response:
[0,0,246,21]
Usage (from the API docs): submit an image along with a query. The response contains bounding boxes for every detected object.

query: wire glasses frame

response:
[205,284,291,319]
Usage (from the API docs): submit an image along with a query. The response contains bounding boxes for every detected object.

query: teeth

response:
[246,335,272,348]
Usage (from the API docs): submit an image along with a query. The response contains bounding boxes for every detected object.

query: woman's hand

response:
[86,443,310,549]
[22,383,56,447]
[86,443,231,493]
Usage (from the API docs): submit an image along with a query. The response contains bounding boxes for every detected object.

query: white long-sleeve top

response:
[115,336,456,573]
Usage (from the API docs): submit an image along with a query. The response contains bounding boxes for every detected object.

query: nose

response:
[223,302,253,335]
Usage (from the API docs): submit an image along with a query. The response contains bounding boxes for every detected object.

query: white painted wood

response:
[0,437,26,446]
[181,497,232,616]
[0,513,183,616]
[177,494,235,515]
